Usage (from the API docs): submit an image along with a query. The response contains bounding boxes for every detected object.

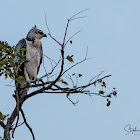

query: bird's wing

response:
[14,38,27,76]
[37,43,43,74]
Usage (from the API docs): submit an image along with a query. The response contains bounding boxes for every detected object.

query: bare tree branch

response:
[63,19,70,46]
[70,9,89,20]
[61,57,92,77]
[44,55,57,64]
[66,74,75,87]
[76,74,112,91]
[70,16,87,21]
[41,55,61,79]
[44,12,51,34]
[42,55,47,74]
[16,122,24,127]
[89,71,104,84]
[65,30,82,46]
[83,92,110,98]
[66,94,78,106]
[44,55,54,71]
[85,46,88,60]
[48,33,62,46]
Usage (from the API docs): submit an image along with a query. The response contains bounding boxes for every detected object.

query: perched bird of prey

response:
[15,25,47,96]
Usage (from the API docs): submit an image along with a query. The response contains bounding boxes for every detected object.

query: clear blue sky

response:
[0,0,140,140]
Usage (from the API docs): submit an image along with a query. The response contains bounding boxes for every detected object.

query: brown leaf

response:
[79,74,82,77]
[101,81,106,88]
[70,40,72,44]
[107,100,111,107]
[66,55,74,63]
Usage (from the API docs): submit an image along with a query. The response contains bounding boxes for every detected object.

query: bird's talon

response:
[26,80,32,87]
[36,78,40,85]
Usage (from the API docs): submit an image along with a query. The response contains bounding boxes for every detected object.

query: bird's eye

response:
[38,31,43,35]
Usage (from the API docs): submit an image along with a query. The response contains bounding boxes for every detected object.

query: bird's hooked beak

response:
[43,33,47,38]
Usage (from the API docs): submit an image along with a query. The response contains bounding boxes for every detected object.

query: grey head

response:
[26,25,47,41]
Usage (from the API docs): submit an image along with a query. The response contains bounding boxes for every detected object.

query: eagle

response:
[14,25,47,96]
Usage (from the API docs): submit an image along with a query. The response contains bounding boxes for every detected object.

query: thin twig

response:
[48,33,62,46]
[83,92,109,98]
[48,73,57,78]
[70,9,89,20]
[44,55,57,64]
[76,74,112,91]
[76,75,78,87]
[63,19,70,46]
[70,16,87,21]
[66,74,75,87]
[65,30,82,46]
[41,55,61,79]
[44,55,54,70]
[61,57,92,77]
[86,93,93,102]
[44,12,51,34]
[66,94,78,106]
[16,122,24,128]
[42,55,47,74]
[89,71,104,84]
[85,46,88,60]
